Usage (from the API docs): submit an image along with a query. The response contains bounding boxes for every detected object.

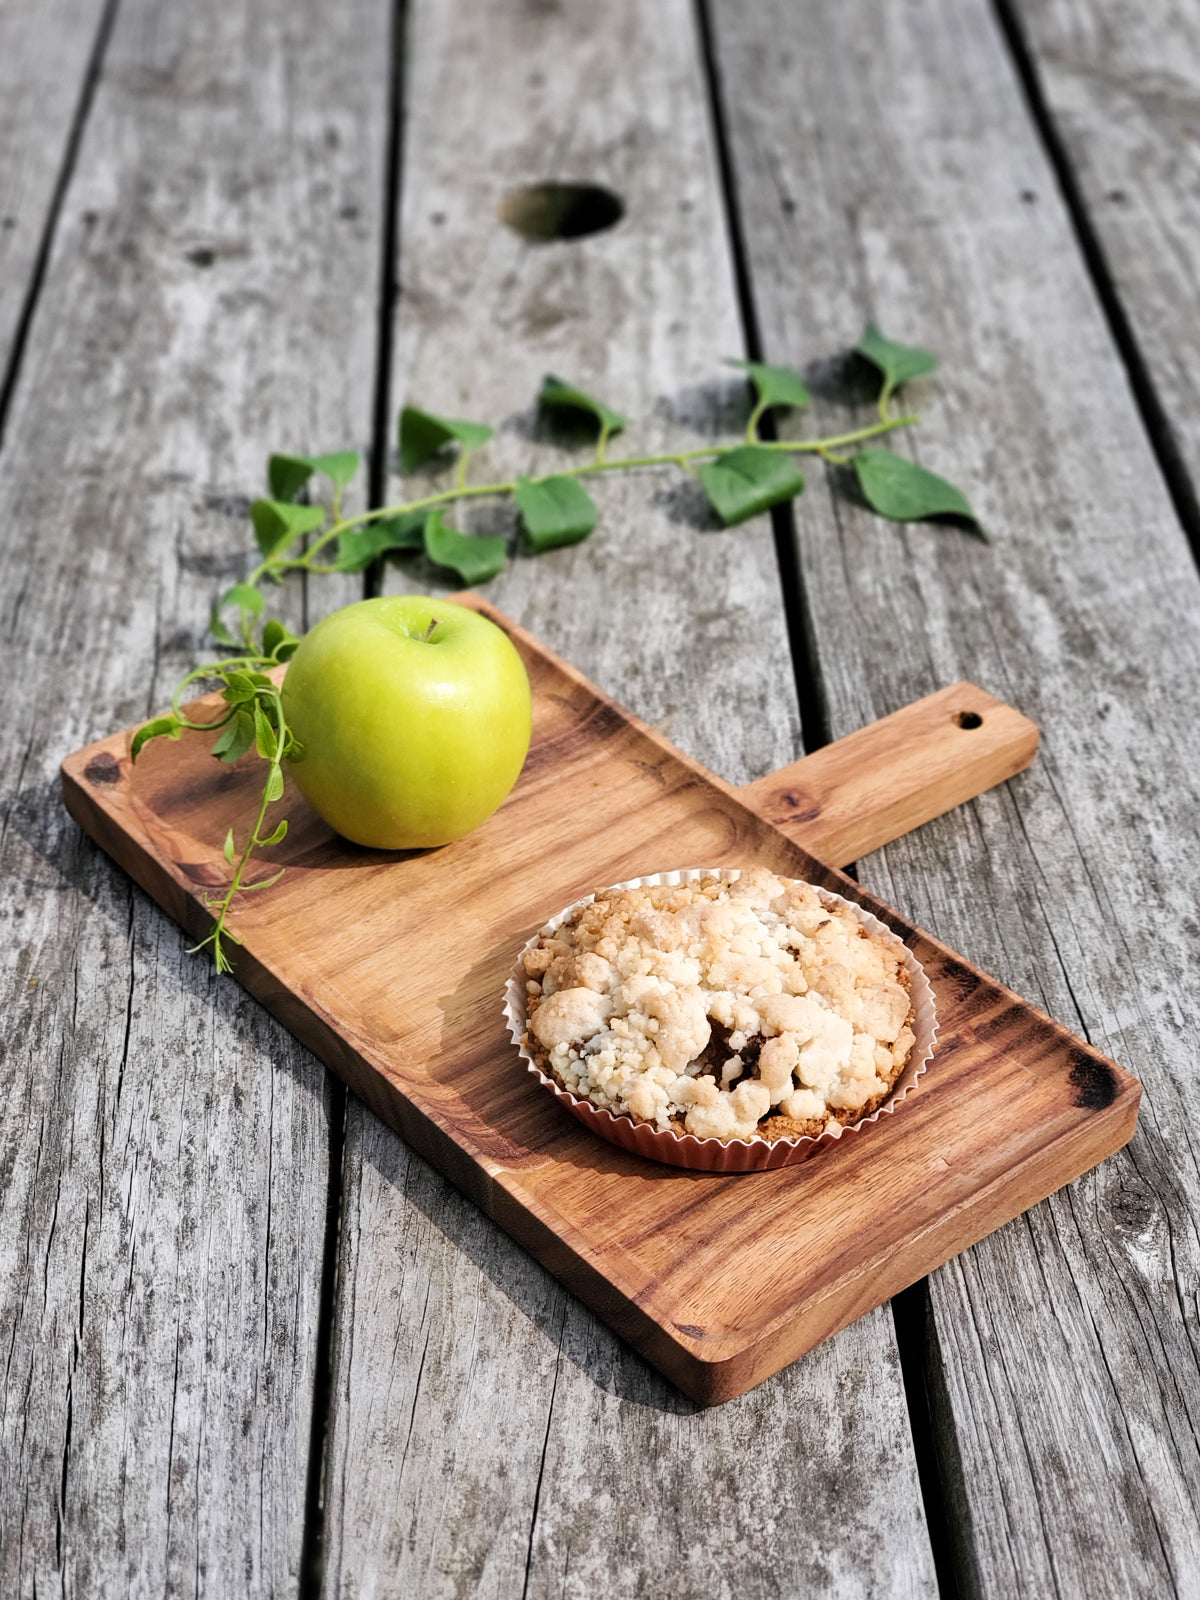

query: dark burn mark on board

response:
[936,955,979,1004]
[1069,1050,1118,1110]
[675,1324,706,1338]
[84,753,122,786]
[971,1001,1029,1044]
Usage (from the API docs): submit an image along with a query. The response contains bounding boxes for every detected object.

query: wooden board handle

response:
[739,682,1038,867]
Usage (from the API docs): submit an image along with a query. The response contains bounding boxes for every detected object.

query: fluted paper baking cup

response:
[503,867,938,1172]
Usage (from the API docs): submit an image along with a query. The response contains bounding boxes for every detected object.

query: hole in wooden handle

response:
[953,711,984,729]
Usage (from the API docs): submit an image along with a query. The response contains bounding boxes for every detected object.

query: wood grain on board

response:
[746,682,1039,867]
[61,598,1140,1406]
[709,0,1200,1588]
[0,0,389,1591]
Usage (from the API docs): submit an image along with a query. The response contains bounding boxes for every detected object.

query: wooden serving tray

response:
[61,598,1141,1403]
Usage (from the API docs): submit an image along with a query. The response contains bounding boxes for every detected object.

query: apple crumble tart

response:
[520,867,918,1143]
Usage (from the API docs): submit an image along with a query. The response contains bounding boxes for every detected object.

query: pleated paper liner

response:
[503,867,939,1172]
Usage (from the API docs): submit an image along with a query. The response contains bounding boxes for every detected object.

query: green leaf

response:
[254,701,279,761]
[333,510,427,572]
[222,828,236,866]
[269,450,361,501]
[422,510,507,584]
[514,475,598,552]
[209,612,237,648]
[220,675,256,705]
[855,325,938,393]
[250,498,325,557]
[219,582,265,618]
[239,868,285,893]
[268,453,316,502]
[852,449,977,526]
[727,358,811,412]
[264,766,285,804]
[211,708,255,763]
[262,618,301,661]
[131,715,182,762]
[538,375,627,436]
[398,408,493,474]
[306,451,360,490]
[260,818,289,848]
[696,446,805,526]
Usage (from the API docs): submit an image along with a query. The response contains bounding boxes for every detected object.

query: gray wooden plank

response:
[323,0,937,1595]
[0,0,390,1591]
[707,0,1200,1593]
[1005,0,1200,542]
[0,0,110,410]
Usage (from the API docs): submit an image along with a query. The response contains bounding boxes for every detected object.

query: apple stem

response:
[421,617,439,643]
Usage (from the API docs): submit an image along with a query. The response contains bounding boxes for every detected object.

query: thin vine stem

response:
[254,410,920,581]
[190,686,289,972]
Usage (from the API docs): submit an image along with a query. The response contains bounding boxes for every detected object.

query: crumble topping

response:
[521,868,916,1142]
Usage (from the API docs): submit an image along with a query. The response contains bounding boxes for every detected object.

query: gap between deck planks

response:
[0,0,389,1593]
[998,0,1200,570]
[0,0,113,443]
[708,0,1200,1593]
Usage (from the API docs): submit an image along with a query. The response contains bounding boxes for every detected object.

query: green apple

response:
[280,595,531,849]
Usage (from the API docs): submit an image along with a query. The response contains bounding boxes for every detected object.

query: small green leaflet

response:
[514,475,597,552]
[307,451,360,490]
[727,358,811,412]
[220,671,259,704]
[260,819,288,848]
[852,450,977,527]
[254,701,279,761]
[250,498,325,557]
[696,446,805,526]
[212,708,256,763]
[855,325,938,393]
[538,375,627,437]
[262,618,301,661]
[399,408,493,474]
[130,714,182,762]
[268,451,361,501]
[240,869,285,893]
[219,582,265,617]
[223,828,236,865]
[334,509,427,572]
[423,510,507,584]
[264,766,285,804]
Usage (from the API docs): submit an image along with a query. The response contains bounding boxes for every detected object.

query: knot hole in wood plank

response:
[498,182,623,242]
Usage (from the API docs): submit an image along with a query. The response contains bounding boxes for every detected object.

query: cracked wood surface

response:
[708,0,1200,1592]
[0,0,386,1592]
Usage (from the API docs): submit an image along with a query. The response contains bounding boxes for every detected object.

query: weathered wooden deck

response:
[3,0,1200,1594]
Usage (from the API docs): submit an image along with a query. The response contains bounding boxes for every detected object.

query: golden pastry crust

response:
[521,868,916,1143]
